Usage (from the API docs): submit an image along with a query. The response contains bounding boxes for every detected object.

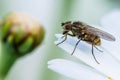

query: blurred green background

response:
[0,0,120,80]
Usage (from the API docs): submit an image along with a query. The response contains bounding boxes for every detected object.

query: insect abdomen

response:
[83,34,101,46]
[93,37,101,46]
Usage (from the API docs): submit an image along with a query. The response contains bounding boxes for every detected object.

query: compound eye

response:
[65,25,71,30]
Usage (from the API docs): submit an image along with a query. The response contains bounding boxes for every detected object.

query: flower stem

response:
[0,40,20,79]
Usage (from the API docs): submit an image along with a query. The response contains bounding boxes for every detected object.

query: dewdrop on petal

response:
[1,12,45,55]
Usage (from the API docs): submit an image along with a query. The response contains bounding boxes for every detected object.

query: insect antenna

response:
[92,44,100,64]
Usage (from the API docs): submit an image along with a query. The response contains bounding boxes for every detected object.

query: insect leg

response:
[94,46,103,52]
[92,44,100,64]
[60,35,65,39]
[67,33,75,37]
[71,39,81,55]
[56,34,67,45]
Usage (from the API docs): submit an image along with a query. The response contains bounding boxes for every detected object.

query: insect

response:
[57,21,115,64]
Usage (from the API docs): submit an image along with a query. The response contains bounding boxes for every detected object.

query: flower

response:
[48,59,112,80]
[0,12,45,55]
[0,12,45,79]
[48,11,120,80]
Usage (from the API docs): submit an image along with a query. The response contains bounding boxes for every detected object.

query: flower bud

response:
[1,12,45,55]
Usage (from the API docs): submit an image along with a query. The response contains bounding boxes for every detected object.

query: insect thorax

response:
[71,25,85,37]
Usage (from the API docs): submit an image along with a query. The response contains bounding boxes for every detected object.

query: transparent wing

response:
[85,25,116,41]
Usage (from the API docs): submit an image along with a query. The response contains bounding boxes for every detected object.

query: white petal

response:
[101,10,120,61]
[55,34,120,80]
[48,59,109,80]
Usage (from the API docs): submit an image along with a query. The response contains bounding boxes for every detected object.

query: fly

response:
[57,21,116,64]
